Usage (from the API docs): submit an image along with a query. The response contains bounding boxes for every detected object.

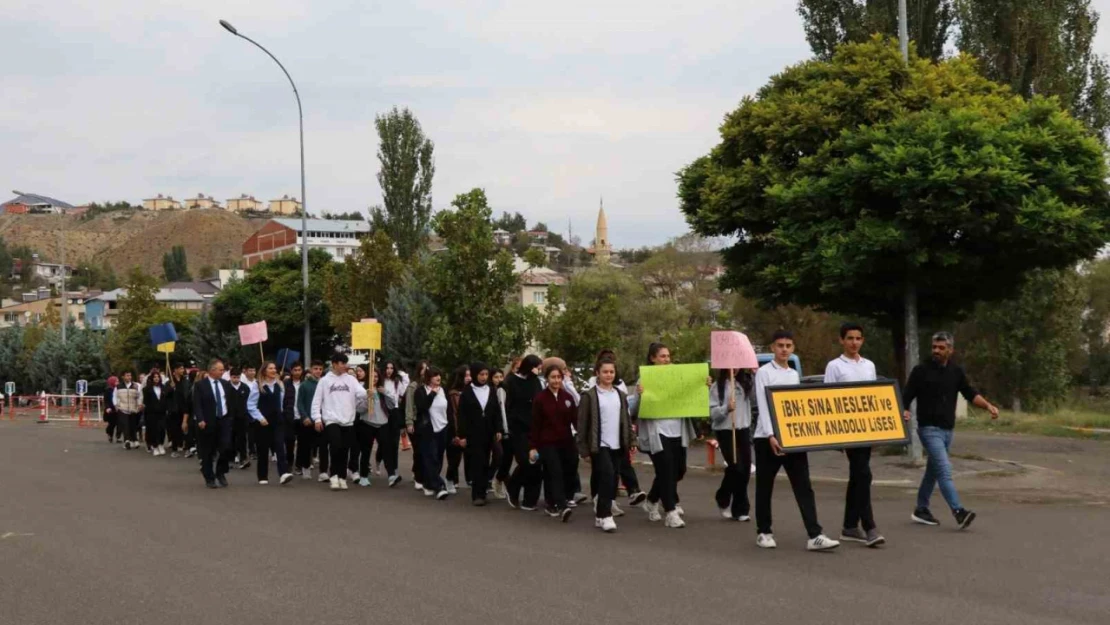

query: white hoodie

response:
[311,371,368,427]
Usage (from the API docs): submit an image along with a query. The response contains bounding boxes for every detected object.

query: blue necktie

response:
[214,381,224,418]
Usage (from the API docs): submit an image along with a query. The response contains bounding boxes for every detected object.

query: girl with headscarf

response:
[456,362,504,506]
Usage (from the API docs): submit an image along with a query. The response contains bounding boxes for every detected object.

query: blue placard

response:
[276,348,301,370]
[149,323,178,346]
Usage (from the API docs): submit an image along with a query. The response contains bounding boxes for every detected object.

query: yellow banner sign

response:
[351,322,382,350]
[765,381,908,451]
[156,342,175,354]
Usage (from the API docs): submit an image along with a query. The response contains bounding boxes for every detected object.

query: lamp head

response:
[219,20,238,35]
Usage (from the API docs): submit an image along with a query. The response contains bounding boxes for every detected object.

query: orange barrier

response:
[37,396,47,424]
[706,439,719,467]
[400,431,411,451]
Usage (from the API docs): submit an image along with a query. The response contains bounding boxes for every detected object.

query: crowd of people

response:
[98,325,998,551]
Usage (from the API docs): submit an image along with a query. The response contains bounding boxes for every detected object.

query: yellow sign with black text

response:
[765,381,908,452]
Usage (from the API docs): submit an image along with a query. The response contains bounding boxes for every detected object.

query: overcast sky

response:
[6,2,1107,249]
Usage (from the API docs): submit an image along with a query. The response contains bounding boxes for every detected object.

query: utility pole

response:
[59,214,68,398]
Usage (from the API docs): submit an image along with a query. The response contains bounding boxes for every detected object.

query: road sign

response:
[76,380,88,396]
[4,381,13,396]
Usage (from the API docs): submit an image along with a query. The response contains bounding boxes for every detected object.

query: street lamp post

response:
[219,19,311,365]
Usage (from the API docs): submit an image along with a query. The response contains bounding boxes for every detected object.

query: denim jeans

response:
[917,426,962,512]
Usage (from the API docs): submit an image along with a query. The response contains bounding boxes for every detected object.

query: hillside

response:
[0,210,267,277]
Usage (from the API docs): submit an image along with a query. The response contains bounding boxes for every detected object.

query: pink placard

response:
[711,331,758,370]
[238,320,269,346]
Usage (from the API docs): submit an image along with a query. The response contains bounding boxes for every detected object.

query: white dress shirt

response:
[754,360,800,439]
[596,385,622,450]
[823,354,878,384]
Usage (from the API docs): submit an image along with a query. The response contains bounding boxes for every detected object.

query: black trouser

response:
[507,432,541,507]
[317,428,330,476]
[446,443,465,485]
[105,411,120,440]
[647,435,687,512]
[145,415,166,448]
[167,412,185,450]
[467,442,492,500]
[592,448,623,518]
[754,438,822,538]
[594,449,641,497]
[122,412,141,444]
[844,446,876,531]
[256,420,290,481]
[184,415,197,450]
[198,417,233,484]
[284,424,297,471]
[715,428,752,518]
[352,421,390,478]
[232,414,249,461]
[247,419,257,457]
[408,427,423,484]
[418,425,447,492]
[383,408,403,476]
[324,424,353,480]
[295,420,315,470]
[539,444,578,510]
[496,435,514,482]
[490,438,504,480]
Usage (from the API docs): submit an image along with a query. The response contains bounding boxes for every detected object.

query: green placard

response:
[638,363,710,419]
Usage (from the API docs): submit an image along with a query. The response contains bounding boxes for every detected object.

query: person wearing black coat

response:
[191,359,241,488]
[166,362,192,457]
[457,362,504,506]
[504,355,543,510]
[228,368,253,470]
[142,371,172,456]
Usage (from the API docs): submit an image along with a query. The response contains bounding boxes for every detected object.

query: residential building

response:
[84,287,208,330]
[512,258,566,313]
[493,229,512,246]
[206,269,246,290]
[1,191,75,215]
[0,290,95,329]
[142,194,182,211]
[241,218,369,268]
[227,194,263,212]
[27,254,73,288]
[182,194,221,210]
[267,195,302,215]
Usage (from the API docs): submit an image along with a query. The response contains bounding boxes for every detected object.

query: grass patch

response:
[960,400,1110,440]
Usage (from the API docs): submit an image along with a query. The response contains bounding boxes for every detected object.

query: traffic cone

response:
[400,431,411,451]
[36,396,48,424]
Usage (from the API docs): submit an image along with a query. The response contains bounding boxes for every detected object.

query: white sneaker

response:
[301,470,313,480]
[423,488,435,497]
[347,470,357,481]
[414,481,424,491]
[330,476,341,491]
[338,478,349,490]
[720,507,733,519]
[643,501,662,522]
[593,516,616,532]
[358,477,371,487]
[664,510,686,528]
[492,479,506,499]
[435,490,449,500]
[280,473,293,485]
[675,504,685,517]
[158,446,166,455]
[318,472,331,483]
[258,480,268,485]
[573,492,588,504]
[445,482,458,495]
[611,501,625,517]
[388,475,401,488]
[806,535,840,552]
[757,533,777,549]
[738,515,751,522]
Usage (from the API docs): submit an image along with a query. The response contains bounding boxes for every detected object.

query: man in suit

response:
[192,358,238,488]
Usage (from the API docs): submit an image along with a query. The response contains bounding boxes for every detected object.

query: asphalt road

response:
[2,422,1107,625]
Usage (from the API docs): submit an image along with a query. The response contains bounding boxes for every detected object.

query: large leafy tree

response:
[378,270,438,373]
[422,189,534,368]
[678,38,1110,377]
[182,308,239,370]
[106,268,161,372]
[323,231,403,335]
[370,107,435,261]
[162,245,192,282]
[799,0,955,61]
[1080,258,1110,392]
[211,249,337,364]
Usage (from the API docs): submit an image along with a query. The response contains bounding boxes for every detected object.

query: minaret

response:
[595,197,612,265]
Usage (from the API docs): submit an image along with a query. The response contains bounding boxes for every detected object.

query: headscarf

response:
[107,376,119,389]
[470,362,490,387]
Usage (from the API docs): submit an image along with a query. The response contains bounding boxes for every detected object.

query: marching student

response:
[903,331,999,531]
[489,368,509,499]
[577,356,635,532]
[241,365,259,463]
[378,361,409,483]
[754,330,839,551]
[584,350,646,510]
[311,353,368,492]
[404,361,430,491]
[824,322,884,547]
[184,369,206,458]
[104,375,119,443]
[297,361,324,481]
[445,365,471,494]
[530,364,578,522]
[504,355,543,510]
[167,363,192,458]
[114,371,143,450]
[542,357,587,505]
[192,358,238,488]
[281,362,303,474]
[249,361,294,486]
[709,368,753,522]
[142,371,171,456]
[629,343,696,529]
[228,368,252,470]
[413,366,451,501]
[353,367,396,487]
[456,362,503,506]
[348,365,372,482]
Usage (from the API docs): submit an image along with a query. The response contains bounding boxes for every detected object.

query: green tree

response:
[798,0,955,61]
[211,249,337,364]
[0,327,27,391]
[378,270,438,372]
[323,230,404,335]
[197,265,217,281]
[1080,257,1110,392]
[423,189,534,368]
[493,211,527,233]
[106,268,161,371]
[162,245,192,282]
[522,247,547,268]
[369,107,435,261]
[678,38,1110,378]
[182,307,239,370]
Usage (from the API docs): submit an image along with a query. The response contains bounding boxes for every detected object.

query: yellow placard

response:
[766,381,908,451]
[156,342,176,354]
[351,322,382,350]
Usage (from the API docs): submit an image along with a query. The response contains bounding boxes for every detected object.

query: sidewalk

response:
[660,431,1110,506]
